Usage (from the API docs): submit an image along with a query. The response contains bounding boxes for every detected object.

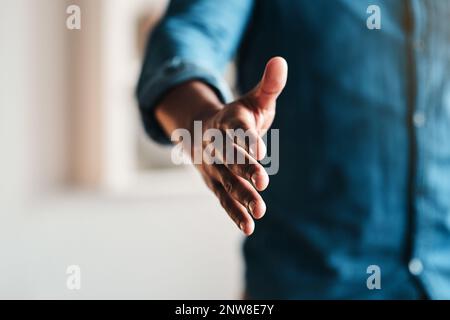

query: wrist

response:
[155,80,224,136]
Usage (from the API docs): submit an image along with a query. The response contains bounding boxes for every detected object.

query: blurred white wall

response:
[0,0,243,299]
[0,0,70,199]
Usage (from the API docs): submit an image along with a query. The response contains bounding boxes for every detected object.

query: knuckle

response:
[231,164,245,179]
[227,211,239,227]
[225,162,238,175]
[244,194,256,209]
[242,163,256,179]
[210,181,223,198]
[223,179,233,194]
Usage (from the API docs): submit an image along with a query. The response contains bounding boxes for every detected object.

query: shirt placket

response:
[405,0,429,286]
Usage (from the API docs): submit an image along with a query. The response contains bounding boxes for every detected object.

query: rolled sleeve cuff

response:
[137,57,233,145]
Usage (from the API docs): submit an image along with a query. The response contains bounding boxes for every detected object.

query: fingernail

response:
[248,200,256,216]
[239,222,246,232]
[249,144,256,157]
[251,174,257,187]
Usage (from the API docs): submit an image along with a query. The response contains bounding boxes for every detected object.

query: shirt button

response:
[165,57,183,74]
[413,112,426,128]
[408,258,424,276]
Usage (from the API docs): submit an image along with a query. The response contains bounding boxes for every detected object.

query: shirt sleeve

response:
[136,0,254,144]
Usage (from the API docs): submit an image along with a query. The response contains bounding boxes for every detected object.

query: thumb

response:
[248,56,288,111]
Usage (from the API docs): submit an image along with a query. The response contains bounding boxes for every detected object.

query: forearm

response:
[137,0,254,144]
[154,81,224,137]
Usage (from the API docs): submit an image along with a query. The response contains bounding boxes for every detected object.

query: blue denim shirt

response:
[137,0,450,299]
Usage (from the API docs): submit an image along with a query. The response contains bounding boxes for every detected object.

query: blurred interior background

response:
[0,0,242,299]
